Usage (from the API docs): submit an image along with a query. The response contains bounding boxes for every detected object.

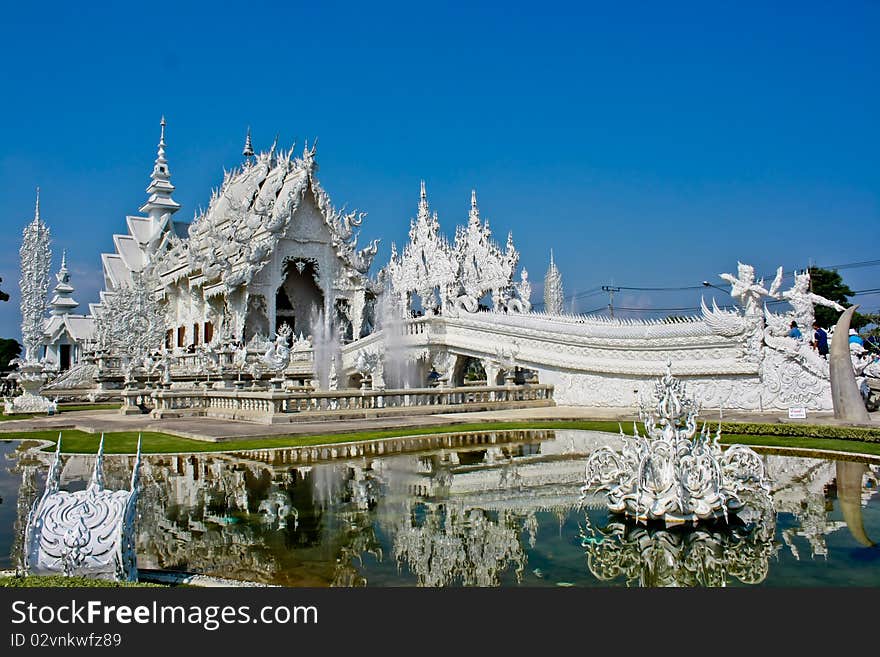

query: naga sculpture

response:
[581,363,771,526]
[24,434,143,581]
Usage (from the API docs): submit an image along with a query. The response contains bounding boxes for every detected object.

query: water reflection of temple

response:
[6,430,880,586]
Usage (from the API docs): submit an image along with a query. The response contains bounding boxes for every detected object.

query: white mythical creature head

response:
[792,270,810,292]
[737,261,755,284]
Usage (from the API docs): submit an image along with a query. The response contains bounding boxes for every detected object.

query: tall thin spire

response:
[242,126,254,159]
[469,189,480,225]
[139,116,180,221]
[418,180,429,217]
[544,250,564,315]
[34,186,40,221]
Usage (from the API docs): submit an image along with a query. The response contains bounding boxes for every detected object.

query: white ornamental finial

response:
[34,186,40,221]
[469,189,480,224]
[60,249,67,271]
[242,126,254,158]
[418,180,429,216]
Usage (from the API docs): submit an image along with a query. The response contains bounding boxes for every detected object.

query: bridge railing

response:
[146,383,554,422]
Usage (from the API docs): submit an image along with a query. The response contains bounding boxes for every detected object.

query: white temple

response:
[41,252,94,371]
[19,118,851,414]
[93,119,380,350]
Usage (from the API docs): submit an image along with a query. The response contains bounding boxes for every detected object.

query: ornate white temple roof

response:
[94,121,378,302]
[172,140,377,295]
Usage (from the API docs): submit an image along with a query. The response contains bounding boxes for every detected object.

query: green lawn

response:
[1,419,879,458]
[0,575,162,588]
[0,403,119,422]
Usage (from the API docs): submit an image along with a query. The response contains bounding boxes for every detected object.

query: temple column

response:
[350,290,366,341]
[481,358,500,387]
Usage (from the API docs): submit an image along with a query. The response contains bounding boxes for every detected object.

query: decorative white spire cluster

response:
[387,182,521,315]
[543,250,564,315]
[139,116,180,221]
[19,188,52,362]
[49,250,79,316]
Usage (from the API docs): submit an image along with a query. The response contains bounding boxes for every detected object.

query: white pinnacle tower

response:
[139,116,180,223]
[19,188,52,362]
[544,250,564,315]
[49,251,79,316]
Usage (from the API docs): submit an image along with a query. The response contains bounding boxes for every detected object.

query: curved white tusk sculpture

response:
[829,305,871,423]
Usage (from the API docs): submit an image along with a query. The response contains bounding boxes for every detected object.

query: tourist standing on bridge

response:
[812,321,829,359]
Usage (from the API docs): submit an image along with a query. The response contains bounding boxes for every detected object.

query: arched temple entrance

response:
[277,259,324,337]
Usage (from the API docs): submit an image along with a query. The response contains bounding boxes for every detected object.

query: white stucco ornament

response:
[719,262,772,316]
[260,323,292,373]
[765,268,845,335]
[25,434,143,581]
[6,191,53,415]
[581,363,771,526]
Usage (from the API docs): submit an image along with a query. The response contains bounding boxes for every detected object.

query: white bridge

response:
[339,302,834,412]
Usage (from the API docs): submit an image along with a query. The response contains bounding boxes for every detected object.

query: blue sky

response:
[1,1,878,338]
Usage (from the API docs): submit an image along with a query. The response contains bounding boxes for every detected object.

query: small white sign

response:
[788,407,807,419]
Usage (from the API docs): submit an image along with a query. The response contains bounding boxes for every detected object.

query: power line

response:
[601,286,620,318]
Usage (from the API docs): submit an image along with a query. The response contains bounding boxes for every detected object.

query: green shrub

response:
[719,422,880,443]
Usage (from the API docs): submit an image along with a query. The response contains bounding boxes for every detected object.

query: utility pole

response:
[602,285,620,318]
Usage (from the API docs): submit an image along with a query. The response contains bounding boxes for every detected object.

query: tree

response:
[808,266,870,330]
[0,338,22,370]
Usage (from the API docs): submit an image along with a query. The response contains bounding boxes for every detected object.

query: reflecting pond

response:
[2,429,879,587]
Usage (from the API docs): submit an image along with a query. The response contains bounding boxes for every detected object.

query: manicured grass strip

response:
[0,575,163,588]
[57,404,119,412]
[1,419,879,458]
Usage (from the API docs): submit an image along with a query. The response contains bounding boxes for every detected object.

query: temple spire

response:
[242,126,254,159]
[418,180,429,217]
[544,250,564,315]
[34,187,40,221]
[139,116,180,221]
[469,189,480,224]
[49,249,79,316]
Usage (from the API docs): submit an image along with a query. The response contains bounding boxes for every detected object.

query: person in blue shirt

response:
[849,329,864,347]
[788,321,802,339]
[812,321,829,358]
